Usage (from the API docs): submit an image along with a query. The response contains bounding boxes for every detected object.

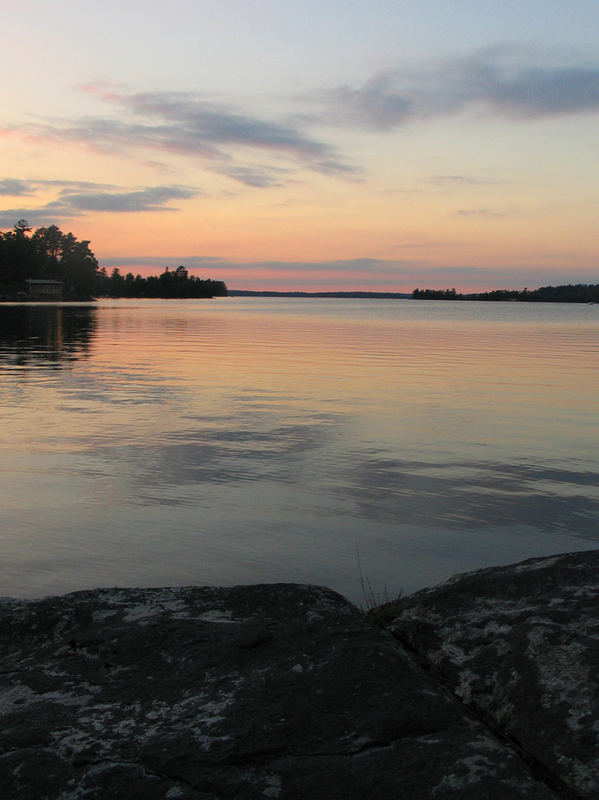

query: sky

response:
[1,0,598,292]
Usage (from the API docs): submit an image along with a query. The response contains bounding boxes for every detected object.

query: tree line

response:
[0,220,227,300]
[0,220,99,298]
[98,265,227,298]
[412,285,599,303]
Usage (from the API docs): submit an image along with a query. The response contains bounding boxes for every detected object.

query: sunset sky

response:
[1,1,598,291]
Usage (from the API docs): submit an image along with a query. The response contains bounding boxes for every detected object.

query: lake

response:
[1,298,598,605]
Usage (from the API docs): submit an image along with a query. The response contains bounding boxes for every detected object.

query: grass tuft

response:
[356,544,403,628]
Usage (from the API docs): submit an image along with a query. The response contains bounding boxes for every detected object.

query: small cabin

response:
[26,279,63,299]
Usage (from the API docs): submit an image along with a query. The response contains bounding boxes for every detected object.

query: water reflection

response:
[343,457,599,539]
[69,414,339,504]
[1,298,598,603]
[0,304,96,368]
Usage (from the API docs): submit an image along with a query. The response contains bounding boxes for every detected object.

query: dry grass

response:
[356,545,403,628]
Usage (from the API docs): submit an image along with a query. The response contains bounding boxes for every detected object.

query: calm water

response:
[2,298,598,605]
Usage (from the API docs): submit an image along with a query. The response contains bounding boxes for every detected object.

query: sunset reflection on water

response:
[1,298,598,604]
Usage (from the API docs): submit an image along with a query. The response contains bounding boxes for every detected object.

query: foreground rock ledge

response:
[0,552,597,799]
[389,549,599,800]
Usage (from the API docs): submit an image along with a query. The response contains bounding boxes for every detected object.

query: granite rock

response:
[1,552,597,798]
[390,550,599,799]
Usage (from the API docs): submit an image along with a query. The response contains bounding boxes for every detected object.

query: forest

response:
[412,285,599,303]
[97,265,227,299]
[0,220,227,300]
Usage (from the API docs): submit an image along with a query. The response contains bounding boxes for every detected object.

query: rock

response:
[390,550,599,799]
[0,581,560,799]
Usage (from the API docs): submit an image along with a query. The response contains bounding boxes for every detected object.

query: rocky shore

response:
[1,550,598,798]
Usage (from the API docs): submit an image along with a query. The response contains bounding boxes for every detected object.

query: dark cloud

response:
[0,206,65,228]
[119,92,356,173]
[8,46,594,190]
[314,45,599,129]
[34,117,224,160]
[214,164,288,188]
[316,74,416,130]
[57,185,197,212]
[0,181,198,227]
[0,179,36,196]
[18,88,356,184]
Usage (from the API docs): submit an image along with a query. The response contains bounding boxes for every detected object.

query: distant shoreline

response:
[228,290,412,298]
[3,286,598,303]
[228,288,599,302]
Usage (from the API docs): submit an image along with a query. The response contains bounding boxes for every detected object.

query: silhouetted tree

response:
[413,284,599,303]
[1,221,99,298]
[1,221,227,299]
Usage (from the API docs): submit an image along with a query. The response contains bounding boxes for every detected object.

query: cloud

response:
[38,179,116,190]
[313,45,599,129]
[0,181,199,227]
[455,208,507,218]
[92,255,599,293]
[428,175,502,187]
[0,179,36,196]
[0,206,66,228]
[7,45,594,189]
[99,256,412,275]
[57,185,197,212]
[120,90,333,158]
[214,164,288,188]
[13,88,356,185]
[99,255,226,269]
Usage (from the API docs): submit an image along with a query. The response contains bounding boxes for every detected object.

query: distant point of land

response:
[412,285,599,303]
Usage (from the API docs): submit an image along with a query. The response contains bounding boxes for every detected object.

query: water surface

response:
[2,298,598,604]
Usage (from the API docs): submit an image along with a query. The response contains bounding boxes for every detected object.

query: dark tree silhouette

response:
[412,285,599,303]
[1,222,227,300]
[97,265,227,298]
[1,221,99,298]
